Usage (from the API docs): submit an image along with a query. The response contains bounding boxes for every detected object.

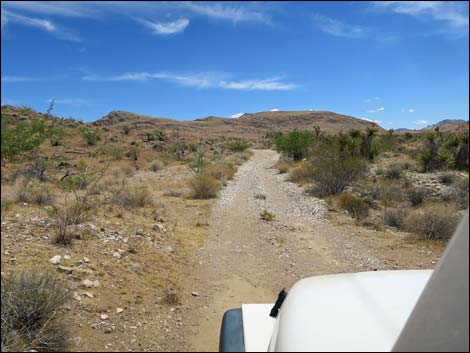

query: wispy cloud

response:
[270,108,280,112]
[47,98,92,106]
[137,18,190,35]
[2,10,81,42]
[2,75,38,83]
[366,106,385,113]
[312,13,366,38]
[408,108,416,113]
[373,1,469,33]
[82,72,297,91]
[364,97,381,103]
[415,119,429,125]
[2,1,272,39]
[229,113,244,118]
[179,2,272,24]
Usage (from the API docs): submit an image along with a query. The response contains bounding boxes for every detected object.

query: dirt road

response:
[187,149,346,351]
[183,149,443,351]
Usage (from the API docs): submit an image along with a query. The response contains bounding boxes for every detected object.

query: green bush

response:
[273,129,312,161]
[1,116,48,162]
[310,143,364,197]
[385,164,403,180]
[337,193,369,220]
[226,140,249,152]
[80,127,101,146]
[1,270,70,352]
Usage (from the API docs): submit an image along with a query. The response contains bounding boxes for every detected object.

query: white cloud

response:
[2,76,37,82]
[415,119,429,125]
[364,97,381,103]
[219,78,296,91]
[270,108,280,112]
[138,18,189,35]
[408,108,415,113]
[178,2,271,24]
[366,106,385,113]
[373,1,469,31]
[83,72,297,91]
[312,13,366,38]
[229,113,244,118]
[361,117,382,124]
[47,98,92,106]
[2,10,81,41]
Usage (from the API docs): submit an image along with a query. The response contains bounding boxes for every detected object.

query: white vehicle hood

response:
[242,270,432,352]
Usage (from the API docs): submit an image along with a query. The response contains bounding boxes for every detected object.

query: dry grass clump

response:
[384,164,403,180]
[384,208,407,228]
[148,160,165,172]
[111,184,153,209]
[260,210,275,221]
[1,270,70,352]
[288,162,315,183]
[336,193,369,220]
[12,178,54,206]
[403,204,460,240]
[274,159,291,174]
[406,188,428,206]
[205,163,236,183]
[189,174,221,199]
[111,165,135,179]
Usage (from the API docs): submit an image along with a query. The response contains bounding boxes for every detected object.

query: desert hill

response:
[93,109,384,137]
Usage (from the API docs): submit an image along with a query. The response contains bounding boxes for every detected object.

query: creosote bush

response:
[384,208,407,228]
[406,188,427,206]
[189,174,221,199]
[148,160,165,172]
[404,204,460,240]
[1,270,70,352]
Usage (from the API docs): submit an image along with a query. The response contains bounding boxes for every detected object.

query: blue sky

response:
[1,1,469,129]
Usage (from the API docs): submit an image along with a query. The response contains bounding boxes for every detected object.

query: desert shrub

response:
[111,184,153,209]
[80,127,100,146]
[111,165,135,179]
[406,188,427,206]
[274,159,291,174]
[226,139,249,152]
[189,174,221,199]
[288,162,315,183]
[60,173,89,191]
[96,145,126,160]
[12,178,54,206]
[310,143,364,197]
[385,164,403,180]
[255,194,266,200]
[337,194,369,220]
[404,204,460,240]
[380,183,404,204]
[1,115,48,162]
[446,177,469,210]
[148,160,165,172]
[1,270,70,352]
[205,163,236,183]
[260,210,275,221]
[53,223,74,246]
[273,129,312,161]
[384,208,407,228]
[438,172,455,185]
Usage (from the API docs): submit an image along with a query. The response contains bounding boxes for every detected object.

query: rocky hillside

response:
[93,110,384,137]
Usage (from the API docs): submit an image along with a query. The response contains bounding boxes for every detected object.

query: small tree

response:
[274,129,312,161]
